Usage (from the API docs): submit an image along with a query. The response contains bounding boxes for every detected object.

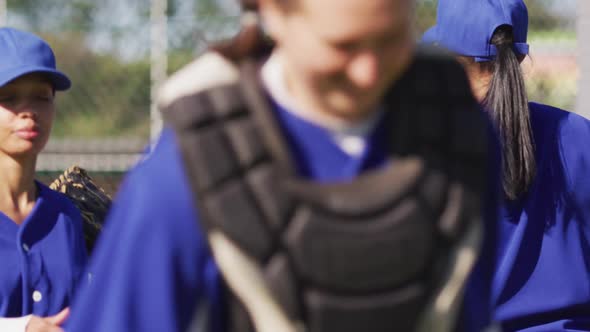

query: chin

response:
[327,99,373,121]
[326,88,380,116]
[7,144,44,159]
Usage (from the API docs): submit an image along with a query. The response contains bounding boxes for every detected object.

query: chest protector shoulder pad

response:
[162,50,490,332]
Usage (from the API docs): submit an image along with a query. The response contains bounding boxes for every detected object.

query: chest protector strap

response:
[162,50,489,332]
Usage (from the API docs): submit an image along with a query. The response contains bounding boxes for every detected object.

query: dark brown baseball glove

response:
[49,165,112,253]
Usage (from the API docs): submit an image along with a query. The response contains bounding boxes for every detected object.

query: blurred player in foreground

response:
[67,0,499,331]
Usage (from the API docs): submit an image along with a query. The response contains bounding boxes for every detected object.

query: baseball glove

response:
[49,165,112,253]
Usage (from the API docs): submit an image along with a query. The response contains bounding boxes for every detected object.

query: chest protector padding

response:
[163,50,489,332]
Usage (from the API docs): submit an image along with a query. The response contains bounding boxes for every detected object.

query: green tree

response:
[44,34,150,138]
[8,0,97,32]
[415,0,438,35]
[6,0,238,138]
[525,0,563,31]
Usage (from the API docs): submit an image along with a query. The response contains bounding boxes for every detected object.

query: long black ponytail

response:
[483,25,536,200]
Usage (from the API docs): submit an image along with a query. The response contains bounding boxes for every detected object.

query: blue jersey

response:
[0,181,87,317]
[485,103,590,331]
[66,96,500,332]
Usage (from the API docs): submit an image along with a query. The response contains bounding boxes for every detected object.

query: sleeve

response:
[0,315,32,332]
[65,129,223,332]
[559,113,590,220]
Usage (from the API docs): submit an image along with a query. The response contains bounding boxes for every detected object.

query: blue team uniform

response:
[65,95,500,332]
[487,103,590,331]
[0,181,87,317]
[420,0,590,328]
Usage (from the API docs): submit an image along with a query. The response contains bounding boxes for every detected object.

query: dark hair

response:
[239,0,295,11]
[210,18,271,62]
[241,0,259,11]
[209,1,276,62]
[483,25,536,200]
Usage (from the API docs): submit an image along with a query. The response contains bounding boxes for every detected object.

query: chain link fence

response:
[2,0,578,195]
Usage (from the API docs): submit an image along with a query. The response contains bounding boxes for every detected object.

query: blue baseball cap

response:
[422,0,530,62]
[0,27,71,90]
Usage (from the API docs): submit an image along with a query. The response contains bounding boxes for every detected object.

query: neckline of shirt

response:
[260,51,382,157]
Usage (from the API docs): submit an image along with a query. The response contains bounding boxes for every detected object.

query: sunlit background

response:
[2,0,580,192]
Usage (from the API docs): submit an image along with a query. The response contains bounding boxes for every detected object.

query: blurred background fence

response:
[2,0,580,195]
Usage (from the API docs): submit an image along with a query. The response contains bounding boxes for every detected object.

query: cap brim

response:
[0,66,71,91]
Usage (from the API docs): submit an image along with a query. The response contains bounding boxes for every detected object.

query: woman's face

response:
[0,73,55,160]
[261,0,414,120]
[455,56,493,102]
[456,55,527,103]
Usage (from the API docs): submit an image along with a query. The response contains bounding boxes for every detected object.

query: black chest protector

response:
[163,51,489,332]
